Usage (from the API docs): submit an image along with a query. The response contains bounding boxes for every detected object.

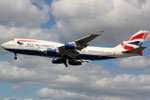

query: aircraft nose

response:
[1,43,6,48]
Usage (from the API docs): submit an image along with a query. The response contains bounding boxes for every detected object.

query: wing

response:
[75,31,103,49]
[58,31,103,58]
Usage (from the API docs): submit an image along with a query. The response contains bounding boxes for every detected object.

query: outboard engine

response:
[68,60,82,66]
[52,58,64,64]
[64,42,76,49]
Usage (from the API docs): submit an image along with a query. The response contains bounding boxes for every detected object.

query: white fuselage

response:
[1,38,138,60]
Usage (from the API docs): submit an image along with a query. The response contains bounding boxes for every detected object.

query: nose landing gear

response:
[14,53,17,60]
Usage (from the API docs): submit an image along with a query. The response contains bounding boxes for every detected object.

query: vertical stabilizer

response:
[115,30,148,54]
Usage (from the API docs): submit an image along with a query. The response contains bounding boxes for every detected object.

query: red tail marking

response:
[121,43,134,50]
[143,33,148,39]
[131,33,145,40]
[121,42,124,46]
[124,45,134,50]
[138,51,143,56]
[125,38,131,41]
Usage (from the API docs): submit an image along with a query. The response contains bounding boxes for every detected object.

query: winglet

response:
[97,30,104,35]
[92,31,104,36]
[100,30,104,33]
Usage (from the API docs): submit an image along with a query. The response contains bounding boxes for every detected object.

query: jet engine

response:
[47,49,58,54]
[68,60,82,65]
[64,43,76,49]
[42,48,59,55]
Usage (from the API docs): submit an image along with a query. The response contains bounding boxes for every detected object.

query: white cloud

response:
[1,55,150,100]
[35,88,88,100]
[56,75,80,83]
[116,56,150,71]
[0,97,32,100]
[94,74,150,99]
[0,0,50,28]
[0,25,59,42]
[51,0,150,44]
[0,61,39,82]
[35,88,134,100]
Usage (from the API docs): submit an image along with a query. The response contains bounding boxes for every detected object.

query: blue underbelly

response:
[5,49,116,60]
[5,49,60,57]
[76,54,115,60]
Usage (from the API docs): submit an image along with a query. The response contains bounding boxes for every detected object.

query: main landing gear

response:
[62,57,68,67]
[14,53,17,60]
[64,59,68,67]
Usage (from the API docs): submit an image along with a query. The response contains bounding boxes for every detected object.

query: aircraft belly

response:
[4,48,137,61]
[5,48,61,57]
[76,54,116,60]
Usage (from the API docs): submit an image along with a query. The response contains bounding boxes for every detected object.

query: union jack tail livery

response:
[115,30,148,55]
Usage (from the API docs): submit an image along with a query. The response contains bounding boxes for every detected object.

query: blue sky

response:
[0,0,150,100]
[0,0,54,99]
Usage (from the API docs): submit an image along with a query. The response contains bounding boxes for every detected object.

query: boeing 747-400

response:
[1,30,148,67]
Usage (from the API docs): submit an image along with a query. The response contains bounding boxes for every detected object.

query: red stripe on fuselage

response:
[18,40,38,42]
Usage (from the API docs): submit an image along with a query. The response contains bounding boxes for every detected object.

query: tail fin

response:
[115,30,148,55]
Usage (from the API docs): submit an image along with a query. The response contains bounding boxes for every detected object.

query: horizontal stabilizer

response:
[123,47,146,53]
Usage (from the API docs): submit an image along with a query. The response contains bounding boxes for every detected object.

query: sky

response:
[0,0,150,100]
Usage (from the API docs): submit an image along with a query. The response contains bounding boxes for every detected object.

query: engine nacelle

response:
[64,43,76,49]
[68,60,82,66]
[52,58,63,64]
[43,48,59,55]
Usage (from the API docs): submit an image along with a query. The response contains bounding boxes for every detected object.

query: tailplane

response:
[122,47,146,55]
[115,30,148,55]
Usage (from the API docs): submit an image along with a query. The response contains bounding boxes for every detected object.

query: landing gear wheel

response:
[14,56,17,60]
[64,63,68,67]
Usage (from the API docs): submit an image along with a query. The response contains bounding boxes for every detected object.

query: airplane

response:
[1,30,148,67]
